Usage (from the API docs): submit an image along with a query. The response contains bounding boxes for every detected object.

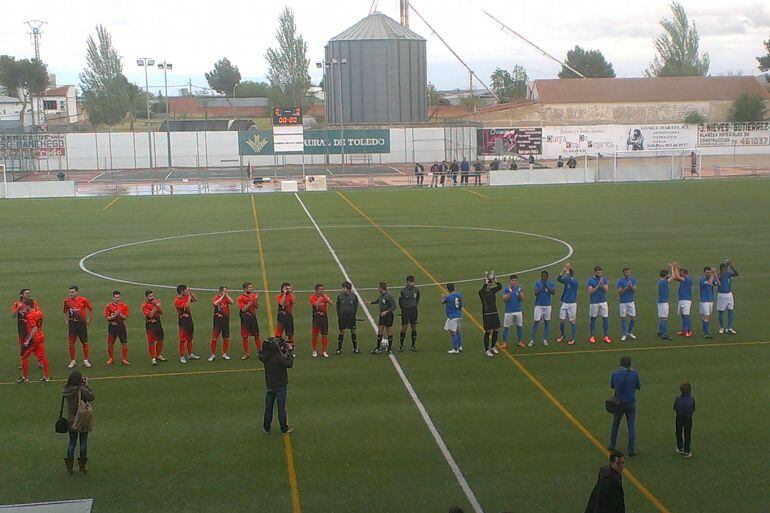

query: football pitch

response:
[1,179,768,513]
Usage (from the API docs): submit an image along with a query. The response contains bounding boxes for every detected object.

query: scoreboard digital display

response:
[272,106,302,126]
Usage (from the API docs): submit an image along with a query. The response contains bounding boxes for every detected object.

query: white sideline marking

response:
[293,192,485,513]
[89,172,106,182]
[387,165,406,175]
[78,225,572,294]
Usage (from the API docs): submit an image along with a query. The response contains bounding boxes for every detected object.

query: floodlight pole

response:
[138,58,155,168]
[158,61,173,169]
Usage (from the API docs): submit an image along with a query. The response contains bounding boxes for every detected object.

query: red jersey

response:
[142,300,162,322]
[276,293,295,315]
[63,296,93,323]
[237,293,258,317]
[310,294,330,317]
[13,299,39,321]
[104,302,128,325]
[25,308,45,343]
[174,295,192,319]
[212,294,231,318]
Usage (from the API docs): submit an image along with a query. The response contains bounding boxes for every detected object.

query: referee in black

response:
[479,274,502,356]
[335,281,359,354]
[370,282,396,355]
[398,275,420,352]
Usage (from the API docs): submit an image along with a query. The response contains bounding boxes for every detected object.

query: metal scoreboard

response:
[272,106,304,153]
[272,107,302,127]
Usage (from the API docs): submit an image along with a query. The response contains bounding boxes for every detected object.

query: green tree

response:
[79,25,139,125]
[728,94,767,122]
[647,2,709,77]
[490,65,528,102]
[234,80,272,98]
[205,57,241,96]
[683,111,706,124]
[758,37,770,76]
[0,55,50,126]
[265,7,311,107]
[427,82,439,106]
[559,46,616,78]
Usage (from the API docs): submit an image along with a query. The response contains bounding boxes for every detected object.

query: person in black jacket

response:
[585,450,626,513]
[674,382,696,457]
[259,337,294,434]
[479,275,502,357]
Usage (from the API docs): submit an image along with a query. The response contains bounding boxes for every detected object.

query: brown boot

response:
[64,457,74,474]
[77,457,88,473]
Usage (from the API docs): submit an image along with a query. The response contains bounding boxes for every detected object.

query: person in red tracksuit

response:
[17,300,50,383]
[309,284,333,358]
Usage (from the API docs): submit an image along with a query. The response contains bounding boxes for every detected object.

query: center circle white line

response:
[79,225,574,293]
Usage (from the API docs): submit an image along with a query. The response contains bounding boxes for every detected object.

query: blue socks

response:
[681,314,691,332]
[451,332,461,350]
[602,316,609,335]
[560,321,565,337]
[543,321,550,340]
[628,318,635,334]
[727,309,734,329]
[718,310,724,328]
[589,316,596,335]
[502,327,510,343]
[702,320,710,335]
[571,322,576,339]
[516,326,523,341]
[658,319,668,335]
[621,317,627,335]
[531,321,540,340]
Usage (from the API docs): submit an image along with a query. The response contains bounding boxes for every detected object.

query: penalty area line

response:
[293,192,484,513]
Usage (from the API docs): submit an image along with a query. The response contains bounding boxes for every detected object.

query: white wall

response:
[1,180,76,198]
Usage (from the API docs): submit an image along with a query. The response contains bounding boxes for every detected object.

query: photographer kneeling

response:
[259,337,294,434]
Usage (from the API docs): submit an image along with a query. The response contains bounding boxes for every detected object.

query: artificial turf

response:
[1,178,768,513]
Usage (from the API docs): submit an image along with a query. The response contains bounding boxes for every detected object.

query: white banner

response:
[304,175,328,192]
[542,124,695,159]
[697,122,770,147]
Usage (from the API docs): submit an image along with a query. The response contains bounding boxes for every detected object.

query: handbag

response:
[55,395,69,433]
[605,368,631,414]
[72,388,93,432]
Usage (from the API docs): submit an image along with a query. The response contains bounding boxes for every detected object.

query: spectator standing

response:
[557,155,565,168]
[450,159,459,185]
[499,159,509,170]
[584,450,626,513]
[609,356,640,456]
[62,371,94,474]
[567,156,577,168]
[460,157,470,185]
[414,162,424,187]
[674,382,696,458]
[490,157,500,171]
[473,158,483,185]
[430,162,439,188]
[439,160,448,187]
[259,338,294,434]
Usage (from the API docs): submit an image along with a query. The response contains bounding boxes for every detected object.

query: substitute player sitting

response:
[104,290,129,366]
[209,286,234,362]
[62,286,93,369]
[310,284,333,358]
[238,282,261,359]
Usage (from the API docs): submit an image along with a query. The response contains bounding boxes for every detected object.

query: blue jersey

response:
[677,276,693,301]
[717,271,735,293]
[557,274,579,303]
[699,276,714,302]
[587,276,607,304]
[503,286,523,313]
[616,277,637,303]
[657,278,669,303]
[444,292,462,319]
[534,280,556,307]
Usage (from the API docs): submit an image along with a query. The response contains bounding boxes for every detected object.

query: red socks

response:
[223,338,229,354]
[210,339,217,355]
[68,343,75,360]
[83,343,89,359]
[21,357,28,378]
[121,344,127,361]
[107,343,115,360]
[255,337,262,351]
[178,342,185,357]
[186,340,193,355]
[41,356,49,379]
[148,342,156,359]
[321,336,328,353]
[242,337,249,354]
[156,340,163,356]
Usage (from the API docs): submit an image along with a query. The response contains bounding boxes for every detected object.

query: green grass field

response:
[1,180,769,513]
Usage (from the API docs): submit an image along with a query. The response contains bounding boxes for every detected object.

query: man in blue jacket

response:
[608,355,641,457]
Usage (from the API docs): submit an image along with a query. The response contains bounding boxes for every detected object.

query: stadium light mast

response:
[137,58,155,168]
[157,61,173,169]
[25,20,47,127]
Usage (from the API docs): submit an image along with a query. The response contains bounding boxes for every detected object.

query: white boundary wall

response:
[10,123,770,172]
[1,180,76,198]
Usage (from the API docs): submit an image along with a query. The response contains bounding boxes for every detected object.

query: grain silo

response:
[324,12,427,124]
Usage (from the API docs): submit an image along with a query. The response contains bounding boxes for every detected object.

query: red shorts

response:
[21,340,45,359]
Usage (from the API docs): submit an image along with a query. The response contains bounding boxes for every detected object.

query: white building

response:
[0,95,32,125]
[41,85,78,125]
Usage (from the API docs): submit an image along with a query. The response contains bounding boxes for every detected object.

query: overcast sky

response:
[1,0,769,95]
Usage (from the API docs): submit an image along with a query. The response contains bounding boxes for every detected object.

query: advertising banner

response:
[697,122,770,147]
[239,129,390,156]
[541,124,695,159]
[0,134,67,158]
[477,128,542,155]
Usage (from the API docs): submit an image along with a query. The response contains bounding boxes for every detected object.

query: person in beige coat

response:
[62,371,94,474]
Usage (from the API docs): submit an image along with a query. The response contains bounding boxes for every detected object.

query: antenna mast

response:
[25,20,47,61]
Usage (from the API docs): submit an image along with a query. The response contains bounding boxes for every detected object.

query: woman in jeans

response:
[62,370,94,474]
